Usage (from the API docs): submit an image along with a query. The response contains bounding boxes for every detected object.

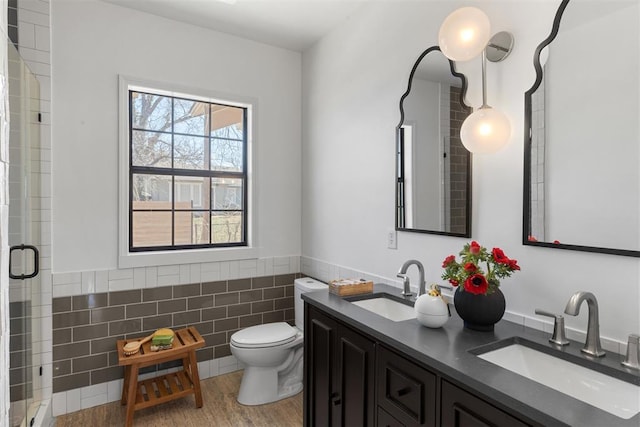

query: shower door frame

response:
[7,39,42,427]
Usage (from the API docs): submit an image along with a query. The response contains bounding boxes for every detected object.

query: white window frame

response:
[118,75,258,268]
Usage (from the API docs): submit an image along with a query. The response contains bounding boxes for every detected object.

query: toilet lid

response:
[231,322,298,348]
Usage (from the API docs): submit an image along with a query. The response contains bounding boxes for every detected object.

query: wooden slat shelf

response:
[134,371,195,410]
[117,326,205,427]
[117,326,204,367]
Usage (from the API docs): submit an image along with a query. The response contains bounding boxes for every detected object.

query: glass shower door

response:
[7,41,41,427]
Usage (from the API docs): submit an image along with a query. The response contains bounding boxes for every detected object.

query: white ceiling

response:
[100,0,370,51]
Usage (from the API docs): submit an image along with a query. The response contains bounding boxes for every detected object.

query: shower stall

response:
[7,40,43,427]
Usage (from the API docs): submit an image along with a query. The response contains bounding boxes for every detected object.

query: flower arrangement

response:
[441,241,520,295]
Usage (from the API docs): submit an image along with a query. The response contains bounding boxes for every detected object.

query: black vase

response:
[453,287,506,331]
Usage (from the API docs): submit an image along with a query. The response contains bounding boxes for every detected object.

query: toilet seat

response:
[231,322,298,349]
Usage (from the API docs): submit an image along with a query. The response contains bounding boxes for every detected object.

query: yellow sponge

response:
[152,328,175,346]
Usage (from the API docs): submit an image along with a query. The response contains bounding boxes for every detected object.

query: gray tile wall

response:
[8,0,18,47]
[449,85,471,235]
[51,273,299,393]
[9,301,33,402]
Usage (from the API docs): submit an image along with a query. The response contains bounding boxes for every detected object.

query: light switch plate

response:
[387,229,397,249]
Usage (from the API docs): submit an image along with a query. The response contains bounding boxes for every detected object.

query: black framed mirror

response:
[396,46,472,237]
[523,0,640,257]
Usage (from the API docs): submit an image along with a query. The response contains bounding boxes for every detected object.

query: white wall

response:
[302,0,640,345]
[51,0,302,273]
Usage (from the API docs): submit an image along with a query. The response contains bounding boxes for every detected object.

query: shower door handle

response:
[9,244,39,280]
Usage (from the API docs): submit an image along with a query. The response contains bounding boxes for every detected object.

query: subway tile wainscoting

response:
[47,256,393,418]
[8,301,33,404]
[49,256,302,416]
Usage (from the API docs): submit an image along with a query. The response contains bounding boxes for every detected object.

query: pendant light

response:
[439,8,515,154]
[438,7,491,62]
[459,42,512,154]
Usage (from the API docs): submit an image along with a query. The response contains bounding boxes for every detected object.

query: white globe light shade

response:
[460,108,511,154]
[439,7,491,62]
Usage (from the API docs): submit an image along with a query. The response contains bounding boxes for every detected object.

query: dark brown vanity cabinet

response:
[305,304,376,426]
[440,380,530,427]
[377,345,436,426]
[305,304,532,427]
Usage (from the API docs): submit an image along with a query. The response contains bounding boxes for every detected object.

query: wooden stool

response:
[117,326,205,427]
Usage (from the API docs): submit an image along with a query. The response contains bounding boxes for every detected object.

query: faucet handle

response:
[622,334,640,370]
[396,274,414,297]
[535,309,570,346]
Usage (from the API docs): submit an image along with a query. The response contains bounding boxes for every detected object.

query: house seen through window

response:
[129,89,248,251]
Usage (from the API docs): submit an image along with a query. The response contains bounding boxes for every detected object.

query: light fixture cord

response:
[481,49,488,108]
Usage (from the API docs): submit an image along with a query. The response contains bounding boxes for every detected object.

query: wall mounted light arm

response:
[458,31,514,154]
[479,31,514,110]
[480,49,488,109]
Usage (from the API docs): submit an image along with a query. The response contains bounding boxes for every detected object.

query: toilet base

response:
[236,366,303,406]
[236,346,304,406]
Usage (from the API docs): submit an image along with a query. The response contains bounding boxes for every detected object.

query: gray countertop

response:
[302,283,640,427]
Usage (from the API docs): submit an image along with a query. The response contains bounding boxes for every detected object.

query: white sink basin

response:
[477,342,640,419]
[351,296,415,322]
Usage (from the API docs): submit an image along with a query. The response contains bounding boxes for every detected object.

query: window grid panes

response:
[129,89,247,251]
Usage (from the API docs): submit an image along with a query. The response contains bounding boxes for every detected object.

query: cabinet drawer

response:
[378,406,405,427]
[377,345,436,427]
[441,380,531,427]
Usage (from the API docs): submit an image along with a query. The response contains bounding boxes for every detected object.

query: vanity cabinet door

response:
[304,304,376,427]
[377,345,436,427]
[440,380,531,427]
[305,304,338,426]
[336,323,376,427]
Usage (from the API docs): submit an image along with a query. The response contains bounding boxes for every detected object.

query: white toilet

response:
[230,277,326,405]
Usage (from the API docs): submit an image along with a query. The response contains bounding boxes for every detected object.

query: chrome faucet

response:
[564,291,605,357]
[397,260,425,298]
[622,334,640,370]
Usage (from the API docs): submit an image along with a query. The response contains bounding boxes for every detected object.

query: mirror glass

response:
[396,46,472,237]
[524,0,639,257]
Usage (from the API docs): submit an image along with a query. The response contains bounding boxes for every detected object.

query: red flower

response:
[463,262,477,273]
[508,259,520,271]
[442,255,456,268]
[553,240,560,244]
[528,235,538,242]
[492,247,510,265]
[449,279,459,287]
[464,274,489,295]
[469,241,481,254]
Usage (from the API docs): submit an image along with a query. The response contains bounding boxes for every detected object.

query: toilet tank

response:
[294,277,327,331]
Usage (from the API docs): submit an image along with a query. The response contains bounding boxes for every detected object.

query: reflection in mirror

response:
[524,0,639,257]
[396,46,472,237]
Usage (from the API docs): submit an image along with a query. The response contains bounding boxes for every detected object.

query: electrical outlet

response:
[387,229,397,249]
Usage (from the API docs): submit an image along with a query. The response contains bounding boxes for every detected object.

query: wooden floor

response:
[54,371,303,427]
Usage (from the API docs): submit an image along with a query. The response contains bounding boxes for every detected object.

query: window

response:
[127,86,249,253]
[176,181,203,208]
